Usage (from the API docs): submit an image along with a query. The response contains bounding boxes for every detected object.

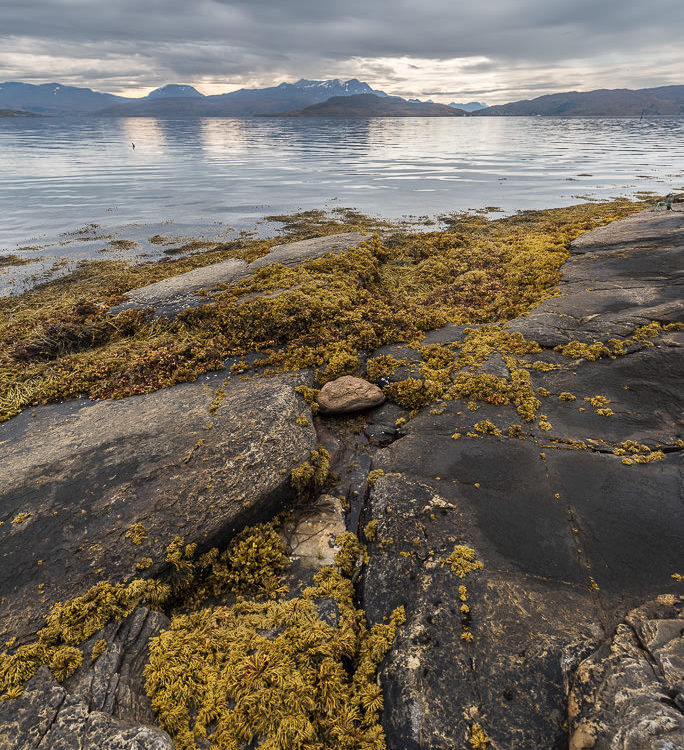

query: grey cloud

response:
[0,0,682,99]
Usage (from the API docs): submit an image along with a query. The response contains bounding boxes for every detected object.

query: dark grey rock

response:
[0,666,173,750]
[568,595,684,750]
[315,598,340,628]
[0,372,317,642]
[362,208,684,748]
[64,607,170,725]
[477,350,510,379]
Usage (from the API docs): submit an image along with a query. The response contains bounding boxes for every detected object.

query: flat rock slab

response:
[111,231,368,317]
[507,207,684,346]
[0,372,317,642]
[362,208,684,748]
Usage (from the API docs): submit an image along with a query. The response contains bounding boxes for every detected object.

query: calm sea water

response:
[1,116,683,291]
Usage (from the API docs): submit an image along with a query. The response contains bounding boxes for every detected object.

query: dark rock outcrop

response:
[0,372,317,642]
[0,606,172,749]
[569,595,684,750]
[63,607,170,725]
[0,666,172,750]
[362,207,684,748]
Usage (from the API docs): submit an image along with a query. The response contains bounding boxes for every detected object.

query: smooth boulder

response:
[317,376,385,414]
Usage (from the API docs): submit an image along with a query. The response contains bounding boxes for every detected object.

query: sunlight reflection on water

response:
[1,116,683,251]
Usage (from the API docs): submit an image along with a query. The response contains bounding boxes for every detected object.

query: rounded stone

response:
[317,376,385,414]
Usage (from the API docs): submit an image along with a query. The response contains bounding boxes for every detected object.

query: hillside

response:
[476,84,684,116]
[266,93,469,117]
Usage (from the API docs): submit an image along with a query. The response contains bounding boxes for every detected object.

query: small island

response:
[261,93,469,117]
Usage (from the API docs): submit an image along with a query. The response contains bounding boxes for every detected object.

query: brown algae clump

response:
[0,200,643,422]
[145,567,405,750]
[125,522,148,545]
[442,545,483,578]
[291,448,331,498]
[473,420,501,436]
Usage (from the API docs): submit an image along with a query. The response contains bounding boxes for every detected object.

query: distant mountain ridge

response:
[2,80,682,117]
[0,108,42,117]
[476,85,684,116]
[96,78,389,117]
[0,78,390,117]
[265,93,469,117]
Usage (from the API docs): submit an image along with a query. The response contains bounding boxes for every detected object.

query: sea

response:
[1,115,683,293]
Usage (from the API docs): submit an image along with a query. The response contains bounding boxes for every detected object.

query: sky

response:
[1,0,682,104]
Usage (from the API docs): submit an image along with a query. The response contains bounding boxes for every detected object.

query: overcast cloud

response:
[1,0,682,103]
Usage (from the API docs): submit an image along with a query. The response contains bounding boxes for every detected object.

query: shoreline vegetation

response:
[0,199,646,424]
[1,197,683,748]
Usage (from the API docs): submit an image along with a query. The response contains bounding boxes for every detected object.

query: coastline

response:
[0,201,682,748]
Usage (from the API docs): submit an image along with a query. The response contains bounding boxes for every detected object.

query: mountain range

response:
[0,79,388,117]
[1,80,682,118]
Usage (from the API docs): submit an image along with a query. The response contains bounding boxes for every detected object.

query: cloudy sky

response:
[1,0,682,104]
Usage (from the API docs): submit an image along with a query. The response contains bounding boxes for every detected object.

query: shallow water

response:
[1,116,683,291]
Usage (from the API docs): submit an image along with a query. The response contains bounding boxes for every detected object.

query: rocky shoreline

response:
[0,205,682,748]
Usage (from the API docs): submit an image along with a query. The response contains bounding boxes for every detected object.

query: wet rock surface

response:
[568,595,684,750]
[0,372,317,642]
[0,607,172,750]
[362,208,684,748]
[0,665,173,750]
[111,231,368,317]
[63,606,170,725]
[317,375,386,414]
[1,208,682,748]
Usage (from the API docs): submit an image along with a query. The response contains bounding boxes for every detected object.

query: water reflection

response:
[1,116,682,248]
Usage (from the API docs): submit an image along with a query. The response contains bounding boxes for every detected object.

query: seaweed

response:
[1,200,645,422]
